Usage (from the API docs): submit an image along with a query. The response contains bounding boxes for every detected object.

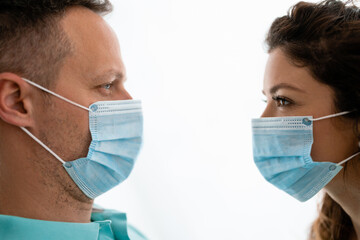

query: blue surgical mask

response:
[20,78,143,199]
[252,111,360,202]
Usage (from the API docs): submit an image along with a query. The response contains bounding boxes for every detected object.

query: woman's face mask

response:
[252,111,359,202]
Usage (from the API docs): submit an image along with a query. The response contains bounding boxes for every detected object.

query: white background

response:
[96,0,321,239]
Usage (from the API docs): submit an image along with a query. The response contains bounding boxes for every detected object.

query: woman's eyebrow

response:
[267,83,306,94]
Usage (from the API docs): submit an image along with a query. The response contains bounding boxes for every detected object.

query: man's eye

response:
[272,96,292,107]
[103,83,113,90]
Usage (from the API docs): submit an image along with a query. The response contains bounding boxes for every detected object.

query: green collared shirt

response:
[0,208,147,240]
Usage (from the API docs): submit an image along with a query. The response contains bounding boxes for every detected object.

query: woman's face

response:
[262,48,358,166]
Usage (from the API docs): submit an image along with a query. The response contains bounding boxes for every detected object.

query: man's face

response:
[30,7,131,200]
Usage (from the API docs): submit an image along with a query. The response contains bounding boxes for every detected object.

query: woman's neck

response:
[325,165,360,240]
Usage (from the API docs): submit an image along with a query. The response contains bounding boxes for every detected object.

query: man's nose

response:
[122,89,132,100]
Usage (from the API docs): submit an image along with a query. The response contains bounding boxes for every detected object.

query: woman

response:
[253,0,360,239]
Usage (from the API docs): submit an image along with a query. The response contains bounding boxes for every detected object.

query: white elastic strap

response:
[311,111,351,122]
[20,127,65,164]
[22,78,91,112]
[337,151,360,166]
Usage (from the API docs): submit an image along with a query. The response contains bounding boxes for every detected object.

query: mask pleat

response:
[90,113,143,141]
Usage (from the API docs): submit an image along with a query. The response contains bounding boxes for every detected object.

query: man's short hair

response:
[0,0,113,88]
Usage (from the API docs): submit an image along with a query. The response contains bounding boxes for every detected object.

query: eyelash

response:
[272,95,292,107]
[102,82,115,90]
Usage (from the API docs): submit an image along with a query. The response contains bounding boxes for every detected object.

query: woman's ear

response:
[0,72,34,127]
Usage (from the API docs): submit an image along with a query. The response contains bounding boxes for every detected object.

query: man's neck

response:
[0,187,94,223]
[0,151,94,223]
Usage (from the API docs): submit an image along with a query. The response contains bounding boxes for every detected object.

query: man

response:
[0,1,146,239]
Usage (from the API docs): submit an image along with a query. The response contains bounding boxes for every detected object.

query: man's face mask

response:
[251,111,359,202]
[20,78,143,199]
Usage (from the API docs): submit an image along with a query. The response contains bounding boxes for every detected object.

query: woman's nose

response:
[261,104,273,118]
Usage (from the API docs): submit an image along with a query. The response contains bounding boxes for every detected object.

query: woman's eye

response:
[272,96,292,107]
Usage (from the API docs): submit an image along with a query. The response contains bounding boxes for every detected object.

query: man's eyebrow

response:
[264,83,306,95]
[92,70,127,83]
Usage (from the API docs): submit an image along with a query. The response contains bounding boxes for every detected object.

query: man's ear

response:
[0,72,34,127]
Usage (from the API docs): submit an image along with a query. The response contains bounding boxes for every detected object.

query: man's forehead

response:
[61,6,119,52]
[60,6,125,84]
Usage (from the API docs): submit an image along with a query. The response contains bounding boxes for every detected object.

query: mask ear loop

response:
[337,151,360,166]
[20,127,65,164]
[304,111,360,166]
[22,78,91,112]
[311,111,352,122]
[20,78,92,164]
[302,111,352,125]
